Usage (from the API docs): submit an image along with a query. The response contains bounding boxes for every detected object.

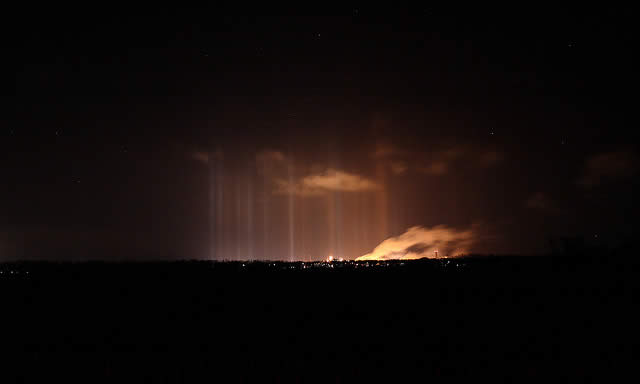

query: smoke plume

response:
[357,225,475,260]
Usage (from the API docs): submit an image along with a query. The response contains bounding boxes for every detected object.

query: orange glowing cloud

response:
[357,225,475,260]
[303,169,379,192]
[275,169,380,196]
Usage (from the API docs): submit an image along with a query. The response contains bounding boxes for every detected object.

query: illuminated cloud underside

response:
[357,225,475,260]
[276,168,379,196]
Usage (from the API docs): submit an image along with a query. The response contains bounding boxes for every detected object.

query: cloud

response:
[357,225,475,260]
[418,146,465,176]
[256,149,288,176]
[371,141,411,159]
[373,141,502,177]
[390,161,408,175]
[370,142,414,174]
[257,150,286,167]
[276,168,380,196]
[303,169,379,191]
[372,144,398,159]
[479,150,503,167]
[256,148,380,196]
[578,150,638,188]
[274,179,323,196]
[419,161,449,175]
[191,151,209,164]
[418,146,502,175]
[443,147,465,160]
[417,146,466,176]
[525,192,557,211]
[189,149,223,165]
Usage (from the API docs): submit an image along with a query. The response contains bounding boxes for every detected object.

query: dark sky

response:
[3,6,638,260]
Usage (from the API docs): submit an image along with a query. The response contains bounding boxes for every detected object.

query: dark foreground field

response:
[1,256,638,382]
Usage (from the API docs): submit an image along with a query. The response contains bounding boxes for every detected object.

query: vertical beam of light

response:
[298,190,306,262]
[326,145,336,260]
[356,192,365,260]
[335,190,343,260]
[216,156,225,260]
[364,194,372,253]
[375,152,389,244]
[328,146,342,259]
[208,151,216,260]
[262,162,269,260]
[235,172,242,261]
[287,156,295,262]
[327,189,335,260]
[247,164,254,260]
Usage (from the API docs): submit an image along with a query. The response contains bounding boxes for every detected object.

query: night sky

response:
[3,6,638,261]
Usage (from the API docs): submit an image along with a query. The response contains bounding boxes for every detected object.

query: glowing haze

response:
[357,225,475,261]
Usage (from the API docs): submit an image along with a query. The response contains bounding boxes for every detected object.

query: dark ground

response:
[1,256,638,382]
